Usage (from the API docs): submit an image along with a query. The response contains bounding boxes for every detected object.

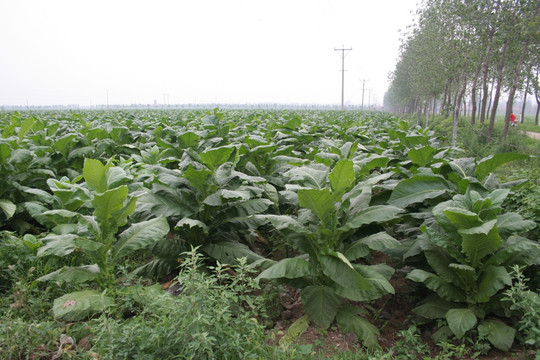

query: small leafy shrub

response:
[88,248,281,359]
[502,168,540,242]
[0,232,83,320]
[0,317,64,359]
[503,265,540,347]
[391,325,432,359]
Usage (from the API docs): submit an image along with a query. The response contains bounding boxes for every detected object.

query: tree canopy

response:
[385,0,540,144]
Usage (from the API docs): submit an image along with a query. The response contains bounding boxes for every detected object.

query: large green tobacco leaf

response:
[446,308,477,338]
[343,241,369,261]
[333,264,394,301]
[0,143,11,164]
[486,235,540,267]
[459,220,501,267]
[255,214,311,235]
[279,315,310,347]
[475,266,511,303]
[17,117,36,142]
[475,153,528,181]
[203,189,251,206]
[0,199,16,219]
[82,158,110,193]
[175,218,209,235]
[284,166,328,189]
[54,133,77,153]
[53,290,114,321]
[183,165,213,196]
[177,131,200,149]
[406,269,465,302]
[300,285,342,329]
[226,198,273,217]
[298,188,335,226]
[9,148,34,165]
[342,205,402,230]
[329,159,355,198]
[413,296,455,319]
[199,146,235,170]
[256,258,313,280]
[355,155,390,177]
[203,241,271,267]
[408,145,437,167]
[444,207,482,229]
[37,234,78,257]
[135,183,196,220]
[496,213,536,236]
[389,174,449,208]
[113,217,169,260]
[319,253,371,290]
[37,264,100,283]
[353,232,401,252]
[478,320,515,351]
[424,249,472,288]
[343,231,401,261]
[336,304,380,349]
[92,186,129,224]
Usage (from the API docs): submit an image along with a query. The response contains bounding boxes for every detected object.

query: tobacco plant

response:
[405,186,539,351]
[35,158,169,320]
[133,144,274,276]
[255,159,403,348]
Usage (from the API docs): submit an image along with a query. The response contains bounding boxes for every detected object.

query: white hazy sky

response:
[0,0,418,107]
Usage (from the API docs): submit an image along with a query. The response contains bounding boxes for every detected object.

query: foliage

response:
[133,140,273,277]
[503,265,540,347]
[0,231,84,320]
[0,317,66,359]
[35,158,169,320]
[500,168,540,246]
[405,186,539,350]
[88,248,288,360]
[256,159,401,348]
[1,108,538,356]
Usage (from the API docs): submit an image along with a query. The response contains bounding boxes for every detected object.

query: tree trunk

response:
[502,1,539,140]
[520,78,529,124]
[479,29,496,124]
[486,80,494,120]
[533,71,540,126]
[426,98,431,128]
[487,41,508,143]
[452,77,468,147]
[470,62,483,125]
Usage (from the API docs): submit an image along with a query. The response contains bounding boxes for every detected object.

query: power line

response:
[334,46,352,110]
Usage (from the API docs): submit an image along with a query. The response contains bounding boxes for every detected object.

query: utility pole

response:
[334,46,352,110]
[360,79,368,109]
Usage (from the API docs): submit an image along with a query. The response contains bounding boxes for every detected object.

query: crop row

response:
[0,109,538,351]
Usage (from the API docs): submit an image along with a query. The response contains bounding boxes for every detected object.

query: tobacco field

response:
[0,109,539,359]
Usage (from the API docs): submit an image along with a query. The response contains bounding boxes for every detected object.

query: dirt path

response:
[526,131,540,140]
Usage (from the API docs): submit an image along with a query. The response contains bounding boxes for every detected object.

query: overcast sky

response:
[0,0,418,107]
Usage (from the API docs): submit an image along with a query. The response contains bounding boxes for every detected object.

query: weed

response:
[87,248,286,359]
[391,325,432,359]
[503,265,540,347]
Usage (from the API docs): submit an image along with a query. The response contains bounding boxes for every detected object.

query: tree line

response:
[384,0,540,145]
